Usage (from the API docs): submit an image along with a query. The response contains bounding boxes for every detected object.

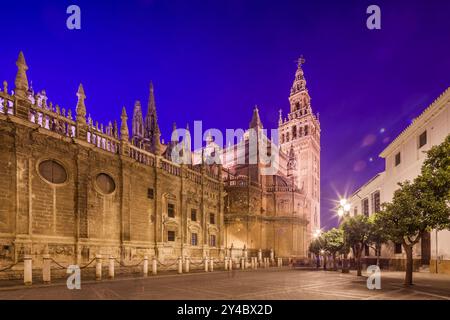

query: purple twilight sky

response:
[1,0,449,229]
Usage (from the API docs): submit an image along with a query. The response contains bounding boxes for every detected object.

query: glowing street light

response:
[313,229,322,238]
[339,198,347,206]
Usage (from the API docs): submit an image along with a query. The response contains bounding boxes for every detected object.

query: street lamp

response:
[337,198,351,273]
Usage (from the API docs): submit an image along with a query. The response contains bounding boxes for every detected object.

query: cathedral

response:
[0,52,320,269]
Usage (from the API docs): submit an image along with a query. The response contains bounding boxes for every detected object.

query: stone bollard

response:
[143,256,148,277]
[24,255,32,285]
[109,256,115,279]
[95,255,102,281]
[178,257,183,274]
[241,258,245,270]
[258,248,262,264]
[265,258,269,268]
[210,257,214,272]
[254,257,258,269]
[224,257,228,271]
[229,258,233,271]
[152,257,157,275]
[204,257,209,272]
[43,254,51,284]
[184,257,190,273]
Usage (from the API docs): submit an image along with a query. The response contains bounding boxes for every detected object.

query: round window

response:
[38,160,68,184]
[96,173,115,194]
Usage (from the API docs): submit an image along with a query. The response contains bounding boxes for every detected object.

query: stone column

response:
[109,256,115,279]
[24,255,32,285]
[43,254,51,284]
[152,257,157,275]
[178,257,183,274]
[95,255,102,281]
[184,257,190,273]
[258,248,262,263]
[210,257,214,272]
[224,257,228,271]
[204,257,209,272]
[143,256,148,277]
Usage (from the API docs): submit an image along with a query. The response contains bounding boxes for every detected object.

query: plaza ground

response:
[0,268,449,300]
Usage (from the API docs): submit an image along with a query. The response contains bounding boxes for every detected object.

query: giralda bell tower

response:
[278,56,321,237]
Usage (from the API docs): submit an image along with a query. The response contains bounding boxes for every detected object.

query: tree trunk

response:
[356,246,362,276]
[316,254,320,269]
[376,244,381,267]
[333,253,337,271]
[323,255,327,270]
[404,244,414,286]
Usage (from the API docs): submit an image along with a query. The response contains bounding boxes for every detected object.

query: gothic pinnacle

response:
[121,106,129,140]
[14,51,29,98]
[76,83,87,122]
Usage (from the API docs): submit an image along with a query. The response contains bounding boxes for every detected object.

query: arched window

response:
[281,134,285,144]
[38,160,67,185]
[292,126,297,139]
[295,102,300,110]
[96,173,116,194]
[286,132,290,142]
[304,125,309,136]
[299,126,303,137]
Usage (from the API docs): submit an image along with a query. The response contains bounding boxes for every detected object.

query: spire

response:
[145,81,157,132]
[14,51,29,98]
[76,83,87,123]
[132,100,144,139]
[249,105,263,129]
[121,106,129,140]
[290,55,307,96]
[289,55,311,112]
[171,122,178,145]
[278,109,283,126]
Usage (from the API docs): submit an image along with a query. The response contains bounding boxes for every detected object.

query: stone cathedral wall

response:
[0,98,224,268]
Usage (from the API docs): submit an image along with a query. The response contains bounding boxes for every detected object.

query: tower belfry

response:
[278,55,321,235]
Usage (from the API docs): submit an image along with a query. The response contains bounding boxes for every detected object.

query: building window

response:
[394,243,402,254]
[210,235,216,247]
[286,132,290,142]
[295,102,300,110]
[191,233,198,246]
[418,131,427,149]
[281,134,285,144]
[210,213,215,225]
[38,160,68,185]
[168,203,175,218]
[191,209,197,221]
[372,191,381,213]
[395,152,401,166]
[167,231,175,242]
[362,198,369,216]
[353,207,358,216]
[304,125,309,135]
[292,126,297,139]
[147,188,154,199]
[299,127,303,137]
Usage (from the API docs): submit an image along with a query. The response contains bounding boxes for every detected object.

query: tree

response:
[323,228,344,271]
[309,236,325,269]
[377,134,450,285]
[341,215,372,276]
[368,213,389,266]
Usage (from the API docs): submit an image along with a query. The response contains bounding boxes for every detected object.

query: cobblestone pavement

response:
[0,268,449,300]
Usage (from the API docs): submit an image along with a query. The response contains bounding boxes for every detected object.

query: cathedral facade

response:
[0,52,319,269]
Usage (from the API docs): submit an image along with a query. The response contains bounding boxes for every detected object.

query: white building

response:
[349,87,450,274]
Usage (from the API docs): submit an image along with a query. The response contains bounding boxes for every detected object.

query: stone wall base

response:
[430,259,450,275]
